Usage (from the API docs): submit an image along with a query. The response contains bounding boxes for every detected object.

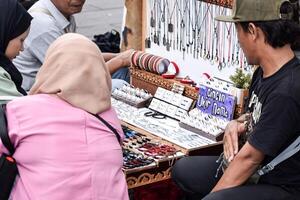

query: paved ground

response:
[74,0,124,39]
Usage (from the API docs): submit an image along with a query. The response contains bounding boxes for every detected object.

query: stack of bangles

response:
[131,51,169,75]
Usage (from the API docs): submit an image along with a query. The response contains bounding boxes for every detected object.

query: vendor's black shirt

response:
[247,57,300,188]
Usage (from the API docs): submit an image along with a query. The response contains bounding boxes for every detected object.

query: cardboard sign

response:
[197,85,236,121]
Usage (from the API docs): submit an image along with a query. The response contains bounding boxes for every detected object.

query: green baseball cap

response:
[215,0,292,22]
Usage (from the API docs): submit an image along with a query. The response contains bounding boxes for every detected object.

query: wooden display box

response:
[122,121,187,157]
[130,67,199,100]
[122,121,222,189]
[122,121,186,189]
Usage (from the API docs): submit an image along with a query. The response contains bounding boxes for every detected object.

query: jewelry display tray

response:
[178,122,224,142]
[113,95,152,108]
[122,121,186,174]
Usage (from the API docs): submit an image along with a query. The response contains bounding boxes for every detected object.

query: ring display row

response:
[188,108,229,130]
[154,87,194,111]
[199,77,234,94]
[179,108,227,141]
[180,114,224,137]
[112,85,153,108]
[131,51,169,75]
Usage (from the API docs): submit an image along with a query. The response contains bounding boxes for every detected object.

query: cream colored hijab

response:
[29,33,112,114]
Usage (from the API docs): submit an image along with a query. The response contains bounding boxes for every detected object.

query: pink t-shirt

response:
[1,94,129,200]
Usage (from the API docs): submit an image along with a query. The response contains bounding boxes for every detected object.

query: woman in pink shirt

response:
[3,33,129,200]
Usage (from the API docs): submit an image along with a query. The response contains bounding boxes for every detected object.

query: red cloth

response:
[133,180,183,200]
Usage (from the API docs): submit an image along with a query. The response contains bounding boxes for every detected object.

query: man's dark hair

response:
[239,1,300,48]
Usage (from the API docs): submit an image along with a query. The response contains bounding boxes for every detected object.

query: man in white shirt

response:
[14,0,131,91]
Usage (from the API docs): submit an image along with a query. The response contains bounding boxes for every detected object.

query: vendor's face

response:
[235,23,258,65]
[5,28,30,60]
[51,0,86,18]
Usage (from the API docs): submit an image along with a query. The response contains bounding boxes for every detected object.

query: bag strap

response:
[0,105,15,155]
[257,136,300,176]
[91,114,121,144]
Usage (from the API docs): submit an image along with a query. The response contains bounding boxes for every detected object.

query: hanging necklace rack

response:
[146,0,249,73]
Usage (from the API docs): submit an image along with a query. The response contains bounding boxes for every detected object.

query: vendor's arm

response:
[212,142,264,192]
[102,52,118,62]
[105,49,134,74]
[223,113,248,161]
[215,92,300,192]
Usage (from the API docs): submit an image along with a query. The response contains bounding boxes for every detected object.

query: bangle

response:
[243,120,249,132]
[236,113,250,123]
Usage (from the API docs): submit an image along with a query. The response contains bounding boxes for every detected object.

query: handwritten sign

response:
[197,85,236,121]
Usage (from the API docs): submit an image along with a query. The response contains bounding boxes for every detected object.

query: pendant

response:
[145,37,151,48]
[163,34,167,46]
[150,17,156,28]
[168,23,174,33]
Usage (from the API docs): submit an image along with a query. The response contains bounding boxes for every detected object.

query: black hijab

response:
[0,0,32,95]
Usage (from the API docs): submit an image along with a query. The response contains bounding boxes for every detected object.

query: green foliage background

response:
[229,69,252,89]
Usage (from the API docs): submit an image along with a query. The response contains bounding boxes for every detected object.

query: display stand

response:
[131,68,199,100]
[122,122,181,189]
[120,0,249,192]
[121,119,222,189]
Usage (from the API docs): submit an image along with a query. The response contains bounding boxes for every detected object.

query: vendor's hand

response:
[223,120,246,162]
[119,49,135,67]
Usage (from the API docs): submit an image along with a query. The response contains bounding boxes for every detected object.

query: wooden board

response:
[130,67,199,100]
